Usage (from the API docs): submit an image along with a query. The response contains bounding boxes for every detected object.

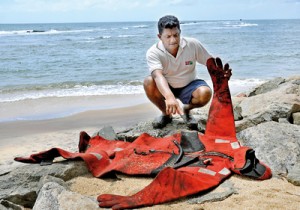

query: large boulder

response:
[0,161,89,208]
[248,77,286,96]
[287,163,300,186]
[237,121,300,177]
[116,116,191,141]
[33,182,98,210]
[235,76,300,131]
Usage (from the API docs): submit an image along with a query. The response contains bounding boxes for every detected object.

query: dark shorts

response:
[169,79,210,104]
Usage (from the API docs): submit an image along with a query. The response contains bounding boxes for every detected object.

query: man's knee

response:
[192,86,212,106]
[143,76,156,93]
[144,75,160,95]
[143,76,154,88]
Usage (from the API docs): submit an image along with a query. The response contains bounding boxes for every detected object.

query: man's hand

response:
[165,97,184,115]
[208,57,232,80]
[206,57,233,103]
[152,70,184,116]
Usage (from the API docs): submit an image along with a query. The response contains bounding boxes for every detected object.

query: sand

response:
[0,95,299,209]
[0,98,159,173]
[69,174,300,210]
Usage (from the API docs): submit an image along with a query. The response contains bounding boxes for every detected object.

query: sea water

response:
[0,19,299,121]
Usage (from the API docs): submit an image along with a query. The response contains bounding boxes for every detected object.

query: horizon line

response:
[1,18,299,25]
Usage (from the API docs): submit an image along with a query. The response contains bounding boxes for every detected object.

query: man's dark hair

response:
[158,15,180,35]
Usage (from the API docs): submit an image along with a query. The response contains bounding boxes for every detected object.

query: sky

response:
[0,0,299,23]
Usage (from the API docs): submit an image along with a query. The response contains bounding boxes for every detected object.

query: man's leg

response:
[185,86,212,111]
[177,81,212,130]
[143,76,166,114]
[143,76,172,128]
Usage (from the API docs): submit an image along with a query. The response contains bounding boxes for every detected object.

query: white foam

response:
[205,78,266,95]
[0,78,265,103]
[132,25,148,28]
[0,30,31,35]
[181,22,202,26]
[118,34,142,38]
[0,28,107,36]
[100,35,111,39]
[0,84,145,102]
[223,21,258,28]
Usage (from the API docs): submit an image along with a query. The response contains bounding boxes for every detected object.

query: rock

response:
[237,121,300,177]
[287,163,300,186]
[233,104,243,121]
[248,77,285,96]
[92,125,117,140]
[0,200,25,210]
[235,93,247,97]
[33,182,98,210]
[116,101,234,141]
[278,118,290,124]
[33,182,64,210]
[116,98,245,140]
[37,175,69,194]
[288,104,300,123]
[240,95,298,122]
[116,116,190,142]
[236,77,300,131]
[187,179,237,204]
[235,110,281,132]
[0,161,89,208]
[292,112,300,125]
[0,204,4,210]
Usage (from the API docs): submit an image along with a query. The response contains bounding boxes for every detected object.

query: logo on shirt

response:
[185,61,193,65]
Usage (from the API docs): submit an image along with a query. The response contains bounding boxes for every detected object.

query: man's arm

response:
[151,70,183,115]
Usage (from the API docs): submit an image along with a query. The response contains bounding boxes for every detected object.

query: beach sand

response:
[69,174,300,210]
[0,94,159,173]
[0,95,299,210]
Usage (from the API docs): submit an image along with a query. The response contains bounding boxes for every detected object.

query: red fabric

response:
[232,147,252,169]
[14,57,272,209]
[205,57,236,139]
[255,162,272,180]
[98,156,232,209]
[14,133,182,177]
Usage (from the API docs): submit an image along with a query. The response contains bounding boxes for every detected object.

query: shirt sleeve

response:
[146,47,163,74]
[193,39,213,66]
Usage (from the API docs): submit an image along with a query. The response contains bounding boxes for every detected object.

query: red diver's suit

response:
[15,58,272,209]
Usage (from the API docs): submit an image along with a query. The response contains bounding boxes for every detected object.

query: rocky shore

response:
[0,76,299,210]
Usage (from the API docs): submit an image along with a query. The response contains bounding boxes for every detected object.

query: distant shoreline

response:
[1,18,299,25]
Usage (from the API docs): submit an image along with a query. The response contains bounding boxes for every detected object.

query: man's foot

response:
[181,111,198,130]
[176,99,198,130]
[152,115,172,129]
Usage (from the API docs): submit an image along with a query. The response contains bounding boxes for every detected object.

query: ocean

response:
[0,19,299,122]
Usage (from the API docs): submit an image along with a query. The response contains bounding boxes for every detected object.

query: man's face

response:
[158,27,181,55]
